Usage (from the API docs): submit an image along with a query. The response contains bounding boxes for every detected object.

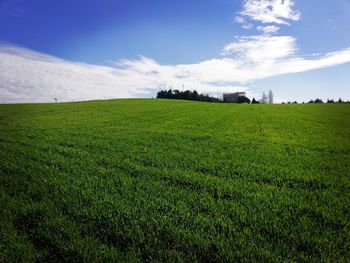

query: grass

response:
[0,99,349,262]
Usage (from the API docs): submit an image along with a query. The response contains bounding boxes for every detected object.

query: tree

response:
[252,98,259,104]
[157,89,220,103]
[338,98,343,103]
[190,90,199,101]
[166,89,173,98]
[268,90,274,104]
[261,92,268,104]
[173,89,180,99]
[314,98,323,103]
[156,90,166,98]
[237,96,251,104]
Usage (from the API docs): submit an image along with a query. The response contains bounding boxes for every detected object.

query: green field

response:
[1,99,349,262]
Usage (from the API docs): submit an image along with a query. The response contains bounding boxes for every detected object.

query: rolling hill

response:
[1,99,349,261]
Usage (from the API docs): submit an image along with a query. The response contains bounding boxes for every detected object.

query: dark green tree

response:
[252,98,260,104]
[237,96,251,104]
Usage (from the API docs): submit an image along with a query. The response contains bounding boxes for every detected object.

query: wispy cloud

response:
[236,0,300,26]
[256,25,280,33]
[1,42,350,103]
[222,35,296,62]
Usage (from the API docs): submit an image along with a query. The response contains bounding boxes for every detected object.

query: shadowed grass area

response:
[0,99,349,262]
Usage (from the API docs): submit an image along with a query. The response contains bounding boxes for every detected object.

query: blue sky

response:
[1,0,350,103]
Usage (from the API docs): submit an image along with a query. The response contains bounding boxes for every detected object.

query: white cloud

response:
[256,25,280,33]
[1,40,350,103]
[0,44,250,103]
[222,35,296,62]
[0,45,155,102]
[237,0,300,25]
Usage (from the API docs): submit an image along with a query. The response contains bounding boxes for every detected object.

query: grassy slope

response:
[0,99,349,262]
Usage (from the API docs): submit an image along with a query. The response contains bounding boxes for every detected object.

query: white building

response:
[223,92,246,103]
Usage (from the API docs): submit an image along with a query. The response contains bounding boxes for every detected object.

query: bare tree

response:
[268,90,273,104]
[261,92,268,104]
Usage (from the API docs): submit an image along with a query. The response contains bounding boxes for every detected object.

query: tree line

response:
[157,89,271,104]
[282,98,348,104]
[157,89,221,102]
[157,89,349,104]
